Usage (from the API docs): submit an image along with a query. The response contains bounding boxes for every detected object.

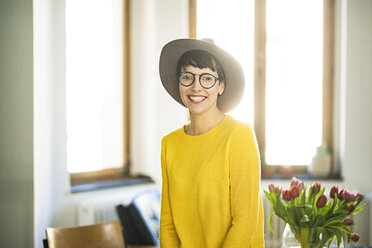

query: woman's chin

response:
[184,100,206,113]
[187,104,218,116]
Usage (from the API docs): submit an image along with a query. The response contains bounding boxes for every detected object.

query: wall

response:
[129,0,189,181]
[0,0,34,247]
[342,0,372,193]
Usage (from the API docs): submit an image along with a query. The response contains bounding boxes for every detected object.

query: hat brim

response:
[159,38,245,113]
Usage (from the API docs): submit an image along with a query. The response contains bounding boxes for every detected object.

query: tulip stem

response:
[299,228,310,248]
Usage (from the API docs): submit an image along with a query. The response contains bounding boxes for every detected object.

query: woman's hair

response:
[177,50,226,83]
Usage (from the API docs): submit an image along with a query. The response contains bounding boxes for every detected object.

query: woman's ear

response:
[218,81,225,96]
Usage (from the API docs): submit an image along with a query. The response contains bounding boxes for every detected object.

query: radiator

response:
[263,192,372,247]
[77,198,127,226]
[76,186,156,226]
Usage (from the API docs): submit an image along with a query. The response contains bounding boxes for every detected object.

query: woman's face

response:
[179,65,225,115]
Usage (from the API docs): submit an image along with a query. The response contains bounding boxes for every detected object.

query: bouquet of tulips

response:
[264,177,366,248]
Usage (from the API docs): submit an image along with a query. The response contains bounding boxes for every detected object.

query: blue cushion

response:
[130,189,161,246]
[116,189,160,246]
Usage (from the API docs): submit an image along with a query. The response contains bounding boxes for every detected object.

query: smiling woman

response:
[158,38,264,247]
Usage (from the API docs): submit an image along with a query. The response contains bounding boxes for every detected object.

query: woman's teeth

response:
[189,96,206,102]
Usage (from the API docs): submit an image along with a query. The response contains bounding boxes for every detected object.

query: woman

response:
[158,38,264,247]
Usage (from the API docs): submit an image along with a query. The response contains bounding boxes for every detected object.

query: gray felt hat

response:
[159,38,245,113]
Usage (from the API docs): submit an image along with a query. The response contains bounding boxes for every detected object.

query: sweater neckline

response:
[180,115,231,140]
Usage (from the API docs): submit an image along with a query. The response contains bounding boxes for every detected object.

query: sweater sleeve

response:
[222,125,263,247]
[159,138,180,247]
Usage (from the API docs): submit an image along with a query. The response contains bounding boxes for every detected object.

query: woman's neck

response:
[187,109,225,136]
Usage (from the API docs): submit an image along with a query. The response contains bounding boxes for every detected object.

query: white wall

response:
[32,0,372,247]
[129,0,189,181]
[342,0,372,193]
[34,0,54,246]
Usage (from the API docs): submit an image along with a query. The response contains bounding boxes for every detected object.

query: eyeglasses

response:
[178,72,219,89]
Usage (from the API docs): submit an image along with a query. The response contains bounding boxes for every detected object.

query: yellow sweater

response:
[160,115,264,248]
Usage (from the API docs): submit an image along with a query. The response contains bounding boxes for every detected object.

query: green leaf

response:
[313,187,326,212]
[335,229,342,247]
[333,208,349,215]
[352,203,367,214]
[323,215,345,228]
[300,214,309,223]
[327,198,337,219]
[327,237,332,248]
[268,212,275,233]
[263,190,274,206]
[325,234,335,248]
[275,198,288,220]
[286,208,298,226]
[320,200,332,216]
[344,226,351,234]
[301,186,307,204]
[314,215,325,226]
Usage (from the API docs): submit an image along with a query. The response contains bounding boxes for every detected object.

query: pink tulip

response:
[351,233,360,242]
[268,184,275,193]
[343,218,354,225]
[330,186,338,199]
[291,177,300,186]
[291,185,300,198]
[344,190,355,202]
[316,194,327,208]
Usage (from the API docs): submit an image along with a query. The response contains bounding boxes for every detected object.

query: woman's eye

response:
[203,76,213,81]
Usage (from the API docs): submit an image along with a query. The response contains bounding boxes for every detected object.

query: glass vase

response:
[282,224,345,248]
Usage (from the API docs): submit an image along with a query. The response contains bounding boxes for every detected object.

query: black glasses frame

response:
[178,72,220,89]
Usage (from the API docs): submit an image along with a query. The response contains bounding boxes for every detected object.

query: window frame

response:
[191,0,336,178]
[69,0,150,191]
[254,0,335,178]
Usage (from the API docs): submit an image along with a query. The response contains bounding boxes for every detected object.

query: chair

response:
[45,220,125,248]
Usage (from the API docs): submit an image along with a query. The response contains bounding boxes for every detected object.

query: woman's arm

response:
[222,125,264,247]
[159,138,180,247]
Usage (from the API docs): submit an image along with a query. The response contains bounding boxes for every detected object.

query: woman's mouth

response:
[188,95,207,103]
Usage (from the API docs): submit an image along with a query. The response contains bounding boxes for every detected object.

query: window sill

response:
[261,173,343,182]
[71,175,154,193]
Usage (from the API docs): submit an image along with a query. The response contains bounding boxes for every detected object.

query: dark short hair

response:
[176,50,226,83]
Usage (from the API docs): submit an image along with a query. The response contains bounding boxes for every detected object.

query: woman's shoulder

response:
[226,116,256,141]
[227,116,254,132]
[161,125,185,145]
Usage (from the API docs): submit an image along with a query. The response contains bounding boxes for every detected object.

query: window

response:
[66,0,144,191]
[193,0,335,178]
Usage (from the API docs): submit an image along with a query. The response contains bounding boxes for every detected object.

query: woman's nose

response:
[191,76,202,91]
